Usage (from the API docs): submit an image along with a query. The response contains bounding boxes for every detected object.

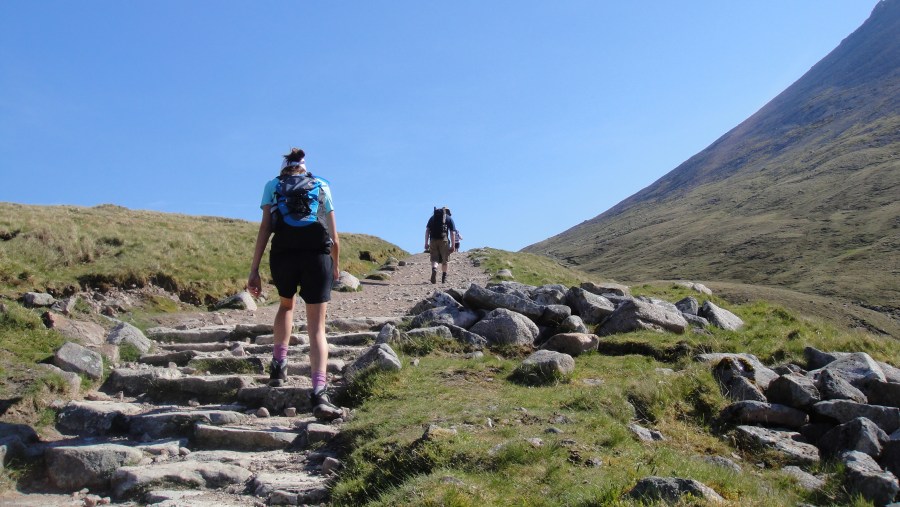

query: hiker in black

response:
[424,207,458,284]
[247,148,342,421]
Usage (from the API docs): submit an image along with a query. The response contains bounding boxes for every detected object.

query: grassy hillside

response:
[525,1,900,317]
[0,202,407,303]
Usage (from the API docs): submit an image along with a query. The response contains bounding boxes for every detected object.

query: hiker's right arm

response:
[424,228,430,250]
[247,206,273,297]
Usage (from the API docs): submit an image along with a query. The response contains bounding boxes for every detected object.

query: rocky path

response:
[1,252,489,506]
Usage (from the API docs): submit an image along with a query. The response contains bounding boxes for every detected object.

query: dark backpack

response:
[270,173,332,252]
[428,207,449,241]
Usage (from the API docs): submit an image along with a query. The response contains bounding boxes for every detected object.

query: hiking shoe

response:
[310,389,342,421]
[441,272,447,284]
[430,269,437,284]
[269,359,288,387]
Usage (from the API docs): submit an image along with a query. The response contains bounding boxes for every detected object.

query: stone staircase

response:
[34,316,402,506]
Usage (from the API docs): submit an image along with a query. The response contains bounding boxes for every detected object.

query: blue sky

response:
[0,1,880,253]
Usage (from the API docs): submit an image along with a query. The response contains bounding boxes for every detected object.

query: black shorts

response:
[269,249,334,304]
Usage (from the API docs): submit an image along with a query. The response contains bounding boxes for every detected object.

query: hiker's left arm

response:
[326,211,340,281]
[247,206,273,297]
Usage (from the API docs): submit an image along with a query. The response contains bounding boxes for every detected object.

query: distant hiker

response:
[424,206,458,284]
[247,147,342,421]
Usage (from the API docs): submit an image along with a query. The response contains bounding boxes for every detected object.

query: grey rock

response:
[45,444,144,491]
[213,291,257,311]
[496,268,513,279]
[597,298,688,336]
[719,401,808,429]
[540,304,572,326]
[322,457,342,474]
[102,367,182,396]
[44,312,107,347]
[683,313,710,327]
[36,363,81,396]
[231,323,274,338]
[565,287,616,325]
[0,436,26,469]
[148,375,254,404]
[513,350,575,383]
[820,417,889,458]
[627,476,724,504]
[24,292,56,307]
[411,305,479,329]
[139,350,199,367]
[818,369,868,403]
[344,343,402,382]
[50,296,77,315]
[734,426,820,465]
[580,281,630,297]
[106,321,152,353]
[54,341,103,380]
[864,380,900,409]
[57,401,143,436]
[541,333,599,356]
[813,400,900,433]
[410,291,463,315]
[809,352,887,389]
[702,456,742,473]
[803,346,846,369]
[129,410,248,439]
[333,271,361,292]
[557,315,589,334]
[676,281,712,295]
[532,285,568,306]
[722,375,768,403]
[376,323,404,344]
[307,423,341,444]
[470,308,539,346]
[405,325,453,341]
[879,362,900,384]
[111,460,252,500]
[882,440,900,477]
[145,325,234,344]
[766,374,821,410]
[841,450,900,507]
[464,284,545,321]
[701,353,779,390]
[782,466,825,491]
[193,424,300,451]
[444,324,488,349]
[675,296,700,315]
[698,301,744,330]
[328,316,402,332]
[628,422,665,442]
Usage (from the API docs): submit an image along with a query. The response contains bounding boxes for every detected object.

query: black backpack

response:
[428,207,449,241]
[270,173,332,253]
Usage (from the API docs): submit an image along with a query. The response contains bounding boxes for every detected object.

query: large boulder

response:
[57,401,143,436]
[813,400,900,434]
[712,357,767,402]
[531,285,568,306]
[840,451,900,507]
[24,292,56,307]
[54,341,103,380]
[597,299,688,336]
[580,281,631,298]
[111,461,252,500]
[719,401,808,429]
[766,374,821,410]
[410,291,463,315]
[469,308,539,346]
[410,305,479,329]
[557,315,589,334]
[819,417,889,458]
[463,284,545,321]
[43,312,106,347]
[213,291,257,311]
[699,353,779,390]
[513,350,575,383]
[45,444,144,491]
[808,352,887,389]
[698,301,744,331]
[817,369,867,403]
[864,379,900,409]
[344,344,402,382]
[734,426,820,465]
[106,321,153,353]
[565,287,616,325]
[333,271,361,292]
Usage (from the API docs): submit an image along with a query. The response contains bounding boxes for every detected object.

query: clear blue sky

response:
[0,1,880,253]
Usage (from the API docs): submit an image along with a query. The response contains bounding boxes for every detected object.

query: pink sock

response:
[312,371,327,393]
[273,344,288,362]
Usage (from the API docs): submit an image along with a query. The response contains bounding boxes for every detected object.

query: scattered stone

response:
[334,271,361,292]
[628,422,665,442]
[36,363,81,396]
[819,417,889,458]
[675,296,699,315]
[256,407,270,418]
[782,466,825,491]
[766,374,821,410]
[111,461,252,500]
[376,323,403,344]
[45,444,144,491]
[44,312,107,347]
[565,287,616,325]
[513,350,575,383]
[423,424,458,441]
[818,369,868,403]
[809,352,887,389]
[321,457,342,474]
[344,343,402,382]
[54,342,104,380]
[284,407,297,417]
[627,476,724,504]
[702,456,742,473]
[464,284,545,321]
[106,321,152,353]
[307,423,340,444]
[676,281,712,295]
[24,292,56,307]
[700,353,779,390]
[698,301,744,330]
[813,400,900,433]
[557,315,589,334]
[734,426,820,465]
[541,333,600,356]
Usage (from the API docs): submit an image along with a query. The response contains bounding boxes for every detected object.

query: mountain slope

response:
[526,0,900,312]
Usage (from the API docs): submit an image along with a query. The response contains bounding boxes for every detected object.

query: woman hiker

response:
[247,147,342,421]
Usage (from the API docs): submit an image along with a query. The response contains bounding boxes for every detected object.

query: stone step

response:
[129,409,250,440]
[186,356,266,375]
[103,367,183,396]
[146,325,235,344]
[157,342,232,353]
[193,423,302,451]
[242,343,368,359]
[326,331,378,346]
[111,459,252,501]
[139,349,199,366]
[327,316,402,332]
[56,400,145,437]
[237,386,314,413]
[145,375,255,404]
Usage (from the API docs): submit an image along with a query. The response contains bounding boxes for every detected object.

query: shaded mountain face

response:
[525,0,900,310]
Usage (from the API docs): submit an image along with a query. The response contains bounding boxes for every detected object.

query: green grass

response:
[330,288,900,507]
[0,202,406,303]
[469,247,597,287]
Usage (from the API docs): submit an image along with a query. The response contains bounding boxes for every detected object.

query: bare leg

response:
[306,302,328,381]
[274,296,295,348]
